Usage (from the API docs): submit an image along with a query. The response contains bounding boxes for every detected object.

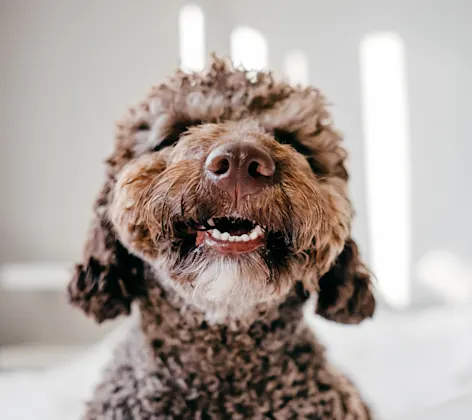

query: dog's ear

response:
[315,238,376,324]
[67,181,145,324]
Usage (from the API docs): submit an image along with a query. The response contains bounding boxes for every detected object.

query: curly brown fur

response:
[68,56,376,419]
[85,279,372,419]
[68,181,147,323]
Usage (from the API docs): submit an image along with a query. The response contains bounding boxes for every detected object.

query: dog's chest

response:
[92,324,357,420]
[85,318,370,420]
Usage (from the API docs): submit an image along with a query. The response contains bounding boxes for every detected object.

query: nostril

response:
[248,161,263,178]
[247,157,275,178]
[206,155,231,177]
[214,158,230,175]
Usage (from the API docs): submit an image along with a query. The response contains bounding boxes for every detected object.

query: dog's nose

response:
[205,142,275,198]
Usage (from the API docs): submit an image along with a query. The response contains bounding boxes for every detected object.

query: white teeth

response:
[207,218,215,227]
[208,225,265,242]
[220,232,230,241]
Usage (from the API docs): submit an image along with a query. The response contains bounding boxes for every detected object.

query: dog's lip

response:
[196,230,265,254]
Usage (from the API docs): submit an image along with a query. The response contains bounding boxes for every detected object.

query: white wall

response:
[0,0,183,262]
[1,0,471,306]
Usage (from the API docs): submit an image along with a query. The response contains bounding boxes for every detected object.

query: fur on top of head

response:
[68,55,375,324]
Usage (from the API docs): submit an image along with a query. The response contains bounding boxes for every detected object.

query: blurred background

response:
[1,0,471,419]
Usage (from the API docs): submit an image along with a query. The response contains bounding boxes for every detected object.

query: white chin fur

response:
[154,258,277,323]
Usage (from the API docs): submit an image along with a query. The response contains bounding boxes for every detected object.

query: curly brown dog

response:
[68,56,376,419]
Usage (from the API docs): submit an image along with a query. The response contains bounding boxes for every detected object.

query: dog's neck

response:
[138,273,311,352]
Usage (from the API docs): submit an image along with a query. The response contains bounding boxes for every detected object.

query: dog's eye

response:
[273,129,297,146]
[273,129,326,175]
[273,129,312,155]
[153,120,203,152]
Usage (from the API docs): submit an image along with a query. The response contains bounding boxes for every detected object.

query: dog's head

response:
[68,57,375,324]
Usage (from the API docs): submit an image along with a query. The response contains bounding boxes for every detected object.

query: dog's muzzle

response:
[192,141,276,255]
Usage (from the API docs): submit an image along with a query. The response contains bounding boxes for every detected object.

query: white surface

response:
[0,318,131,420]
[309,303,472,419]
[1,305,472,420]
[392,393,472,420]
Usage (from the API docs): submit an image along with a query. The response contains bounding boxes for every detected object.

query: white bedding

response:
[1,304,472,420]
[309,304,472,419]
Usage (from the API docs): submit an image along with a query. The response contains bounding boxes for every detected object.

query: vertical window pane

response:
[179,4,205,71]
[231,26,268,71]
[360,32,411,308]
[284,50,309,85]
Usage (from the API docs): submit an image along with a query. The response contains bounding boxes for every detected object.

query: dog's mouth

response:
[195,217,265,254]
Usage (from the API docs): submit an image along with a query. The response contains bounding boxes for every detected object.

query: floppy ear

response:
[67,181,146,324]
[315,238,376,324]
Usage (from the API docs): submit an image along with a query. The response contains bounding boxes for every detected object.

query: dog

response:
[68,56,376,419]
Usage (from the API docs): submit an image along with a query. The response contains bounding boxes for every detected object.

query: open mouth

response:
[195,217,265,254]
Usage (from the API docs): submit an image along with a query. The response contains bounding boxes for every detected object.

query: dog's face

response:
[109,120,351,319]
[68,58,375,324]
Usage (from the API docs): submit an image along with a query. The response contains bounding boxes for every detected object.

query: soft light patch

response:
[179,4,205,71]
[416,249,472,304]
[231,26,268,71]
[360,32,411,309]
